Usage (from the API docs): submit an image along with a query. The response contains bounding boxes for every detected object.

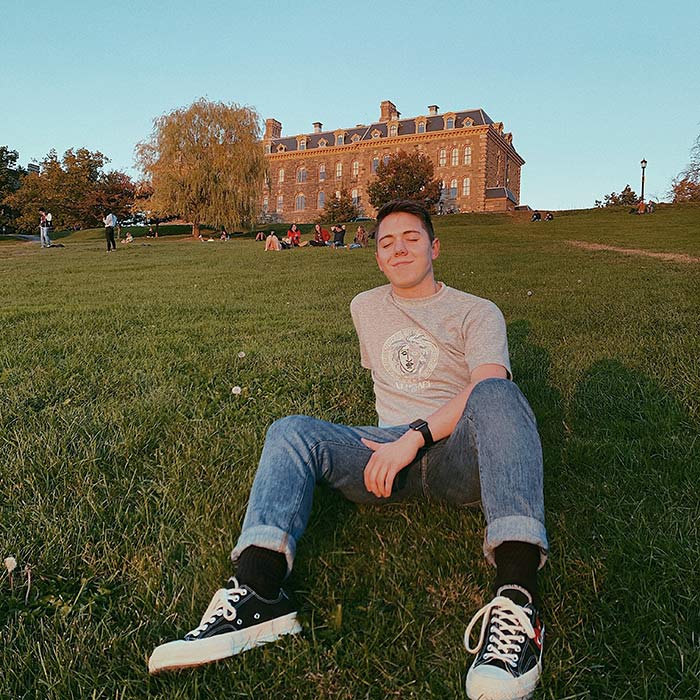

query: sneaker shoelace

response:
[464,595,535,668]
[187,578,248,638]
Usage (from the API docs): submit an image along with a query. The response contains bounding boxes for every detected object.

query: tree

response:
[671,135,700,203]
[318,187,359,223]
[0,146,25,233]
[3,148,134,233]
[135,98,265,237]
[594,184,638,208]
[367,150,442,212]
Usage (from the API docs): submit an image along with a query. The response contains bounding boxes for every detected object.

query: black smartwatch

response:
[409,419,434,447]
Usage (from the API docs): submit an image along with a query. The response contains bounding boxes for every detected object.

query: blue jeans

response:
[232,378,548,574]
[40,227,52,247]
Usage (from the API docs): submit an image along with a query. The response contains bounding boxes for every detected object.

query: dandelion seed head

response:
[232,386,242,395]
[4,557,17,573]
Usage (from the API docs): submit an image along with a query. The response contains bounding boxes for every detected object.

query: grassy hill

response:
[1,205,698,699]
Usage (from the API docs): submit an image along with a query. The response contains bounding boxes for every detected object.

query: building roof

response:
[485,187,517,203]
[269,108,494,152]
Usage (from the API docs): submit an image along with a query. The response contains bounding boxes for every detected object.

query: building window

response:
[417,122,425,133]
[264,144,271,154]
[372,130,381,139]
[336,134,344,146]
[446,117,455,129]
[263,196,269,213]
[278,168,284,183]
[372,157,379,173]
[462,177,471,196]
[296,167,307,183]
[451,148,459,166]
[335,162,342,179]
[450,179,458,198]
[351,134,361,143]
[276,195,283,213]
[295,194,305,211]
[318,191,325,209]
[319,164,326,181]
[464,146,472,165]
[352,160,359,178]
[383,155,390,166]
[438,149,446,167]
[299,140,306,150]
[389,124,398,137]
[318,138,328,148]
[352,188,359,205]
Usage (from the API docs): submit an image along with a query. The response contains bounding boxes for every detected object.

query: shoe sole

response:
[466,661,541,700]
[148,613,301,674]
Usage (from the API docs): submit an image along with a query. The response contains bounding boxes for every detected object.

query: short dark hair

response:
[374,200,435,243]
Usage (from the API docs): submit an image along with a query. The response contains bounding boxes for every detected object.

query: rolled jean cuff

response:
[484,515,549,570]
[231,525,296,577]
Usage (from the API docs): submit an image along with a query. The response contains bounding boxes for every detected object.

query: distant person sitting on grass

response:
[636,200,646,215]
[350,225,368,248]
[255,231,265,242]
[124,231,134,244]
[149,200,549,700]
[287,224,301,246]
[265,231,281,251]
[530,210,541,222]
[544,212,553,221]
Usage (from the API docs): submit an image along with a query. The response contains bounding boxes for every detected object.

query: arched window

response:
[462,177,471,196]
[450,179,458,198]
[296,167,307,183]
[446,117,455,129]
[389,124,398,137]
[262,196,269,213]
[417,122,425,134]
[299,139,306,150]
[319,164,326,181]
[295,194,305,211]
[335,162,342,179]
[352,189,359,205]
[336,134,344,146]
[464,146,472,165]
[382,155,390,166]
[352,160,359,177]
[438,149,446,167]
[451,148,459,166]
[372,157,379,173]
[278,168,285,183]
[318,191,325,209]
[276,195,283,212]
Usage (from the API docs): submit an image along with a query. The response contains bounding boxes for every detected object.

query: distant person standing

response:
[103,211,117,252]
[39,208,52,248]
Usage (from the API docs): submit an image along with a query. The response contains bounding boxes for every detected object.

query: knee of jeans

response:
[265,414,316,442]
[466,378,526,416]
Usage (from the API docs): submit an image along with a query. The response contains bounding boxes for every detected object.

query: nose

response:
[393,237,408,255]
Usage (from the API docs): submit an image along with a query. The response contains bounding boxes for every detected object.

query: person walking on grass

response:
[149,200,549,700]
[103,211,117,252]
[39,208,52,248]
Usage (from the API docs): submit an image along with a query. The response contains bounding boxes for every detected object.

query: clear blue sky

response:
[3,0,699,210]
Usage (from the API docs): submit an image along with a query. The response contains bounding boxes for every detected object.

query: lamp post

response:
[640,159,647,202]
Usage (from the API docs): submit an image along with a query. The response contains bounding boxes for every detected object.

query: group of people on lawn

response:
[263,222,369,251]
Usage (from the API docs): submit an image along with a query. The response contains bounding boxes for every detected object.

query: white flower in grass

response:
[4,557,17,574]
[527,290,533,297]
[237,351,246,359]
[232,386,242,395]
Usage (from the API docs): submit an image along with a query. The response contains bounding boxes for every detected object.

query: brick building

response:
[261,100,524,223]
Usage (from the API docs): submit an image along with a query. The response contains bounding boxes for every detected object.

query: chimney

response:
[313,122,323,134]
[264,118,282,140]
[380,100,399,122]
[428,105,439,116]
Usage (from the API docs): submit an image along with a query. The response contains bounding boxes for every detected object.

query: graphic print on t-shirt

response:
[381,328,439,393]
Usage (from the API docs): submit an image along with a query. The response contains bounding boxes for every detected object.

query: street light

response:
[640,159,647,202]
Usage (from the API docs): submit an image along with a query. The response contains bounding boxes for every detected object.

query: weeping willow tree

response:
[135,99,266,237]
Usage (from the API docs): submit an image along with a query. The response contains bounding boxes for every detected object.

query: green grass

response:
[1,205,699,699]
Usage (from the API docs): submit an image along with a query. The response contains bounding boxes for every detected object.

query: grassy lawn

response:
[1,205,698,699]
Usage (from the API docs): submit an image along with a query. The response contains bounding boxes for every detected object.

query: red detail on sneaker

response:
[533,619,543,650]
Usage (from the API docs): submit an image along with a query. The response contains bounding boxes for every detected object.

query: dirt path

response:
[567,240,700,264]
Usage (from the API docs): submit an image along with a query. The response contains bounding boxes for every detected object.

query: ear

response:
[431,238,440,261]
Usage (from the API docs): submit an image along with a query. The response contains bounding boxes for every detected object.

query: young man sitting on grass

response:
[149,200,549,700]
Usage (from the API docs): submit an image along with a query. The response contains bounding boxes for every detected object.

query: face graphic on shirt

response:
[382,328,439,383]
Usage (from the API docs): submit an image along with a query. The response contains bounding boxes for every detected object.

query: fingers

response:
[363,452,395,499]
[361,438,381,450]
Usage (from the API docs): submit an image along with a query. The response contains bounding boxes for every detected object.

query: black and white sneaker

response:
[148,578,301,673]
[464,585,544,700]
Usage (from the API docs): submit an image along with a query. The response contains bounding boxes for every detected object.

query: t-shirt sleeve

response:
[350,295,373,369]
[462,300,512,378]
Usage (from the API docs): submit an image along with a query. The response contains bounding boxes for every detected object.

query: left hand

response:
[361,431,423,498]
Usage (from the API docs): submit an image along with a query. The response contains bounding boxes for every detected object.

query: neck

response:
[391,279,440,299]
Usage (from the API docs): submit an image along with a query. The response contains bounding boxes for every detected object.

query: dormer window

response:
[389,124,398,137]
[446,117,455,129]
[351,134,361,143]
[318,138,328,148]
[462,117,474,127]
[276,144,286,153]
[371,130,381,139]
[336,133,345,146]
[417,121,426,134]
[298,139,307,150]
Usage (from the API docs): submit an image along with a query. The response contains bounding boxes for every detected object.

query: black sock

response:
[494,541,540,606]
[235,545,287,600]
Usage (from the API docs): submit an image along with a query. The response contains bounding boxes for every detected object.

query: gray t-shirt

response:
[350,283,511,426]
